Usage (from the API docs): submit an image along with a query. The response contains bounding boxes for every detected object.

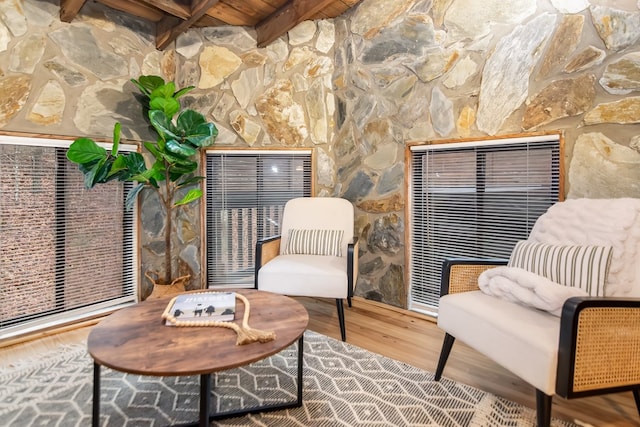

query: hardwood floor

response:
[298,296,640,427]
[2,296,638,426]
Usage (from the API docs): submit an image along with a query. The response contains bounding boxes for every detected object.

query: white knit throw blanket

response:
[478,266,587,316]
[528,198,640,297]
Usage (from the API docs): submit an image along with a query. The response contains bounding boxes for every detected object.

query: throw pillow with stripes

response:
[508,241,613,296]
[284,229,344,257]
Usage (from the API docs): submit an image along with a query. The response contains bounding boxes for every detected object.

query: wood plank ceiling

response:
[59,0,364,50]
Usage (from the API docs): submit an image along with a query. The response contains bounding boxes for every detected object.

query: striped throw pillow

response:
[508,241,613,296]
[284,229,344,257]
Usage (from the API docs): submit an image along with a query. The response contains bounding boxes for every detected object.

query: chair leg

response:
[434,333,455,381]
[347,296,352,308]
[535,389,552,427]
[336,299,346,342]
[633,388,640,417]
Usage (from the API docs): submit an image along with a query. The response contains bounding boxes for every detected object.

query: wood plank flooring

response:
[298,296,640,427]
[1,296,638,426]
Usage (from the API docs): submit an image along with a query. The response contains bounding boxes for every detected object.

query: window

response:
[205,149,313,287]
[408,134,562,315]
[0,135,137,340]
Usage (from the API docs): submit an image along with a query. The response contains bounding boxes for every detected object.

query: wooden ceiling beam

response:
[138,0,192,20]
[204,2,257,26]
[60,0,88,22]
[156,0,220,50]
[255,0,337,48]
[96,0,165,22]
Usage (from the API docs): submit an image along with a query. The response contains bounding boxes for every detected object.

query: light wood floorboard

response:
[1,297,638,426]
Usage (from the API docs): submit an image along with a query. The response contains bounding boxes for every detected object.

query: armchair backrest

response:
[528,198,640,297]
[280,197,354,257]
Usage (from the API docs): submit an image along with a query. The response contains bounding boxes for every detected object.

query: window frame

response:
[0,133,139,341]
[406,132,564,316]
[203,148,314,289]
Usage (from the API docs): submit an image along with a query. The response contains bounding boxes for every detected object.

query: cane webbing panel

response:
[448,264,499,295]
[573,307,640,392]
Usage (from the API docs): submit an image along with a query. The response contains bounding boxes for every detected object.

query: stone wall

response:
[1,0,640,307]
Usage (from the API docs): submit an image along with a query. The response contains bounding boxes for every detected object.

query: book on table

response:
[163,291,236,326]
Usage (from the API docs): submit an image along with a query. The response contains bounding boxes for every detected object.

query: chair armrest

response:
[440,258,508,296]
[347,237,359,297]
[254,235,281,288]
[557,297,640,398]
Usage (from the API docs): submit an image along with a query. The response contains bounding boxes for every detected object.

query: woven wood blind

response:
[0,136,137,339]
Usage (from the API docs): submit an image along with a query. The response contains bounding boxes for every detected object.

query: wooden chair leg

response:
[633,388,640,417]
[536,389,552,427]
[336,299,346,342]
[434,333,455,381]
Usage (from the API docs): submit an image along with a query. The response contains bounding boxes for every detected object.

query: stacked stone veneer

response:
[1,0,639,306]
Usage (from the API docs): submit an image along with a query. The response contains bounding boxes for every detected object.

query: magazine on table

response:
[162,291,236,326]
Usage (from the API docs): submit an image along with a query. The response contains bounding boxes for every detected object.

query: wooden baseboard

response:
[352,296,437,324]
[0,316,103,349]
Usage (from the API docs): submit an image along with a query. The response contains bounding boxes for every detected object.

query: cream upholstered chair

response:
[255,197,359,341]
[434,198,640,427]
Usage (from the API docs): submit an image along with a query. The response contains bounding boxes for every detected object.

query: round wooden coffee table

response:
[88,289,309,427]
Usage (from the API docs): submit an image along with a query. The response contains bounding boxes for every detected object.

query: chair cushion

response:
[438,291,560,395]
[279,197,354,257]
[257,254,348,299]
[508,241,612,296]
[283,229,344,257]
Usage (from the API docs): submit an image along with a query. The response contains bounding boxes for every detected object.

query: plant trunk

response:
[164,195,172,284]
[161,173,174,285]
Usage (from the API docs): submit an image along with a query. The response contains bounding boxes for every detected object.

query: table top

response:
[87,289,309,376]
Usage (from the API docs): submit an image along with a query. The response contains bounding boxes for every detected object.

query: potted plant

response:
[66,75,218,299]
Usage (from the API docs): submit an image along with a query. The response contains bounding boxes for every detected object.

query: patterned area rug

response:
[0,331,576,427]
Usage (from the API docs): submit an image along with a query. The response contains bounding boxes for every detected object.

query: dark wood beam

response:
[138,0,191,20]
[60,0,88,22]
[193,14,227,27]
[256,0,337,48]
[97,0,165,22]
[156,0,220,50]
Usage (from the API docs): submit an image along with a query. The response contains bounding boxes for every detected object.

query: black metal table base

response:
[92,335,304,427]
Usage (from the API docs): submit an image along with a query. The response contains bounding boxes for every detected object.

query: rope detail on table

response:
[162,292,276,345]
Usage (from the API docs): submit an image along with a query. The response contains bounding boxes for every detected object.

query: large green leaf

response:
[169,162,198,181]
[67,138,107,164]
[122,152,147,175]
[83,157,107,188]
[165,140,197,158]
[143,141,161,159]
[149,110,179,141]
[147,160,166,183]
[176,175,205,188]
[174,189,202,206]
[150,97,180,118]
[176,109,206,132]
[186,123,218,147]
[111,123,121,156]
[125,184,144,211]
[151,81,175,100]
[108,154,128,177]
[94,157,114,184]
[131,75,165,97]
[174,86,194,99]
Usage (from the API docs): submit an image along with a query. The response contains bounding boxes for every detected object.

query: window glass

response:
[205,150,312,287]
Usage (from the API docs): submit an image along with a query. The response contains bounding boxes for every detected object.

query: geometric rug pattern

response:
[0,331,578,426]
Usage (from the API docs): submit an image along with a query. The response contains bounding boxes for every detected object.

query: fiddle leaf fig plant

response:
[67,75,218,288]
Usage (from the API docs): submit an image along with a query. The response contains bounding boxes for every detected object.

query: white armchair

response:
[434,198,640,427]
[255,197,359,341]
